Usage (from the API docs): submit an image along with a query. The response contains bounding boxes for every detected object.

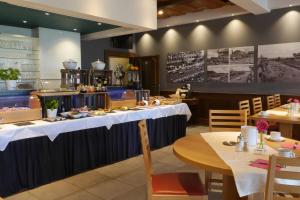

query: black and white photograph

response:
[230,46,254,64]
[229,65,255,83]
[258,42,300,82]
[166,50,205,83]
[207,65,229,83]
[207,48,229,65]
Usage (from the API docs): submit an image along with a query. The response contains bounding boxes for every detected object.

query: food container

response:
[63,59,77,70]
[91,59,105,70]
[0,108,42,124]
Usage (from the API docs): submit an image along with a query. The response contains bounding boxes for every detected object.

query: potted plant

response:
[45,98,59,119]
[0,68,21,90]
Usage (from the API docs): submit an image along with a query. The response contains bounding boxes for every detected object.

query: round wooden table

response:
[173,134,299,200]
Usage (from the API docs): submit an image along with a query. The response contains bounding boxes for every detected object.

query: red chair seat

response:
[152,172,207,196]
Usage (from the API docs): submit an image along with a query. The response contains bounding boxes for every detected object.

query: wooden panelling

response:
[157,0,232,19]
[160,90,296,124]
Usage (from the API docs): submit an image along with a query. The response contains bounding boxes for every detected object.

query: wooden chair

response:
[209,109,247,132]
[138,120,208,200]
[265,155,300,200]
[206,110,247,192]
[239,100,251,117]
[252,97,263,114]
[267,96,276,110]
[274,94,281,107]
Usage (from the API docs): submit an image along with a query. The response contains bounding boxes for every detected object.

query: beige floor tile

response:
[152,161,181,174]
[151,148,168,160]
[95,156,143,178]
[86,179,133,200]
[116,168,146,187]
[111,185,147,200]
[28,181,80,200]
[4,192,39,200]
[156,153,186,167]
[65,170,111,189]
[61,191,101,200]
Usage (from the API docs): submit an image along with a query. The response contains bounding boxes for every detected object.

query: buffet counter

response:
[0,103,190,197]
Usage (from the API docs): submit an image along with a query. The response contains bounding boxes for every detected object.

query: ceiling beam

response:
[229,0,270,14]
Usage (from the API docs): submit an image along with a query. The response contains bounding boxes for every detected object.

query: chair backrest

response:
[265,155,300,200]
[209,110,247,132]
[274,94,281,107]
[239,100,251,117]
[267,96,276,110]
[252,97,263,114]
[138,120,153,188]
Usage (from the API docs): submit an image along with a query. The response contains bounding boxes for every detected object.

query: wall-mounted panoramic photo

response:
[166,50,205,83]
[258,42,300,83]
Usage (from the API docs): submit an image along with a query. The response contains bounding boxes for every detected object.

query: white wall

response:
[4,0,157,30]
[38,27,81,88]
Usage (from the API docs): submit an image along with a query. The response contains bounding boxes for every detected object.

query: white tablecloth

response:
[0,103,191,151]
[201,132,277,197]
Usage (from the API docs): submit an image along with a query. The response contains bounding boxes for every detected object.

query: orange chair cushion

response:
[152,172,207,196]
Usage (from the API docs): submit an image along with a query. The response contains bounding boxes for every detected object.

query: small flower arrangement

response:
[256,119,269,133]
[288,98,300,103]
[256,119,269,150]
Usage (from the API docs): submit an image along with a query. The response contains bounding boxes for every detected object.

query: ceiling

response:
[157,0,232,19]
[0,2,118,35]
[157,0,300,28]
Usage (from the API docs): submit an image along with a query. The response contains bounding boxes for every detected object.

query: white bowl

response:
[63,61,77,70]
[91,60,105,70]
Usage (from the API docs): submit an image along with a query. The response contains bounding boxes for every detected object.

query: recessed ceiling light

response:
[22,20,27,24]
[73,28,77,31]
[45,12,50,16]
[97,22,102,26]
[158,10,164,15]
[289,4,293,7]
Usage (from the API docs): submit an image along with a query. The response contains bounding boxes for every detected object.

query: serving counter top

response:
[0,103,191,151]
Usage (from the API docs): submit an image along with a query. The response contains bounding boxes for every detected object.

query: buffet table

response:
[0,103,191,197]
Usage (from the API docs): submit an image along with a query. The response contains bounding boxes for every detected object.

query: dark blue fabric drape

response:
[0,115,187,197]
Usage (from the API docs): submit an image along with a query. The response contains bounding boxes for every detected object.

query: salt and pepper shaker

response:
[235,134,245,152]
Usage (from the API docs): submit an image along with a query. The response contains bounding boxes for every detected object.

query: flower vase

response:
[292,103,299,115]
[257,132,264,150]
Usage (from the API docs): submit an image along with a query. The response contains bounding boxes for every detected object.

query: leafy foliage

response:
[0,68,20,80]
[45,98,59,110]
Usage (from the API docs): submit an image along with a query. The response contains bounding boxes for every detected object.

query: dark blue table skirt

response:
[0,115,187,197]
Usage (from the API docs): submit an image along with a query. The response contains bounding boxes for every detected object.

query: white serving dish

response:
[91,59,105,70]
[68,112,82,119]
[265,135,285,142]
[63,60,77,70]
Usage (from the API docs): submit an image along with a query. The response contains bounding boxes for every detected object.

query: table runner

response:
[201,132,277,197]
[0,103,191,151]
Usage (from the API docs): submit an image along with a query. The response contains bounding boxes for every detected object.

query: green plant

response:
[45,99,59,110]
[0,68,21,80]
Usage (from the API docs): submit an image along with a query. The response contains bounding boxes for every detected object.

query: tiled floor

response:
[5,125,222,200]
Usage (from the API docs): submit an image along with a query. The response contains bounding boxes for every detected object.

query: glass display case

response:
[0,33,40,90]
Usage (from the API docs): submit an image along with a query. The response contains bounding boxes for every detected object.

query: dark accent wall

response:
[81,38,135,69]
[135,6,300,95]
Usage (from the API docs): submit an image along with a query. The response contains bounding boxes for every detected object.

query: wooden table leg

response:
[223,175,248,200]
[279,123,293,138]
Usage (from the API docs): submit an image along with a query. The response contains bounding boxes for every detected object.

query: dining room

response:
[1,0,300,200]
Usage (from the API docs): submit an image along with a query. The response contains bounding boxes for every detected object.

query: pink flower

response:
[256,119,269,133]
[288,98,300,103]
